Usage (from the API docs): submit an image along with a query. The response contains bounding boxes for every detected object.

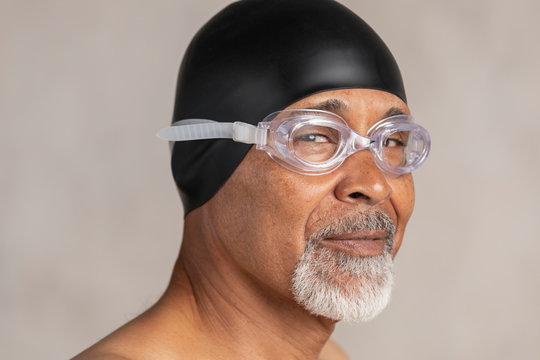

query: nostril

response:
[348,192,369,200]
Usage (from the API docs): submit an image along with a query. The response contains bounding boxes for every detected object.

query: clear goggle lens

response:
[288,125,421,166]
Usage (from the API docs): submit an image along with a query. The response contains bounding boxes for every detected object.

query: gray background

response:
[1,0,539,359]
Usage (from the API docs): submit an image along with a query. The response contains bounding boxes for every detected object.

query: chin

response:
[291,242,394,322]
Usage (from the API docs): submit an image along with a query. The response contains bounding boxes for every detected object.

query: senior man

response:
[74,0,430,359]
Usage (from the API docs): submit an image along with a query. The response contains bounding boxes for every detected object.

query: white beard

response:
[291,212,395,322]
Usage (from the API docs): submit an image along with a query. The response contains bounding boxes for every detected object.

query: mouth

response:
[321,230,389,256]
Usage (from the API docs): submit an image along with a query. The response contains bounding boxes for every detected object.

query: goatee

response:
[291,211,395,322]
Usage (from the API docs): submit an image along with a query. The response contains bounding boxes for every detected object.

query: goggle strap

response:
[157,120,233,141]
[157,120,266,146]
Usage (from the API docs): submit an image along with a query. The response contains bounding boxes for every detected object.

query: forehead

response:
[284,88,410,130]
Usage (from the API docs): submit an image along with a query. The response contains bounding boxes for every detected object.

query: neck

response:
[154,214,336,359]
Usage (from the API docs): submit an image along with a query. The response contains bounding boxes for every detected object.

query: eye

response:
[295,133,331,143]
[383,138,405,147]
[383,131,409,147]
[292,125,340,144]
[291,125,341,163]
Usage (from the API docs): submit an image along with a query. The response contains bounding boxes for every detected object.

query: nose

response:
[334,150,391,207]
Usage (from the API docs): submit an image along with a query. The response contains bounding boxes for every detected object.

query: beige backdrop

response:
[1,0,539,359]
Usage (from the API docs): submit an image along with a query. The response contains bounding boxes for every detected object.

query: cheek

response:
[210,150,330,292]
[388,174,415,256]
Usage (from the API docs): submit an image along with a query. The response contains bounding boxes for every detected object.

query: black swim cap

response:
[171,0,406,214]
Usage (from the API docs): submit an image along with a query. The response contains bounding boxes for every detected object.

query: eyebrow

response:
[305,98,350,113]
[305,99,406,120]
[383,106,406,118]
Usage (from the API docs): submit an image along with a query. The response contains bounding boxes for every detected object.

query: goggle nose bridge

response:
[350,131,373,152]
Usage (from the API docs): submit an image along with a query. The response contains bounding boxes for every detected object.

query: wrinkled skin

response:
[202,89,414,299]
[73,89,415,360]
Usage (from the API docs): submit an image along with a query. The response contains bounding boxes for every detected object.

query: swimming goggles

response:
[157,109,430,176]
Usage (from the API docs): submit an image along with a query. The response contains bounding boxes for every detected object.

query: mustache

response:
[307,211,396,245]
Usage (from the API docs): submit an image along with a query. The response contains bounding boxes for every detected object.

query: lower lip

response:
[321,239,386,256]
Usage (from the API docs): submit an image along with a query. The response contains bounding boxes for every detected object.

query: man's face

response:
[200,88,415,320]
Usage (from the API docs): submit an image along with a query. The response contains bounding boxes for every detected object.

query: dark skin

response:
[73,89,415,360]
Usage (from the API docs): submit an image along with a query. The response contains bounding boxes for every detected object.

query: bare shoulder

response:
[71,306,200,360]
[319,338,351,360]
[71,352,131,360]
